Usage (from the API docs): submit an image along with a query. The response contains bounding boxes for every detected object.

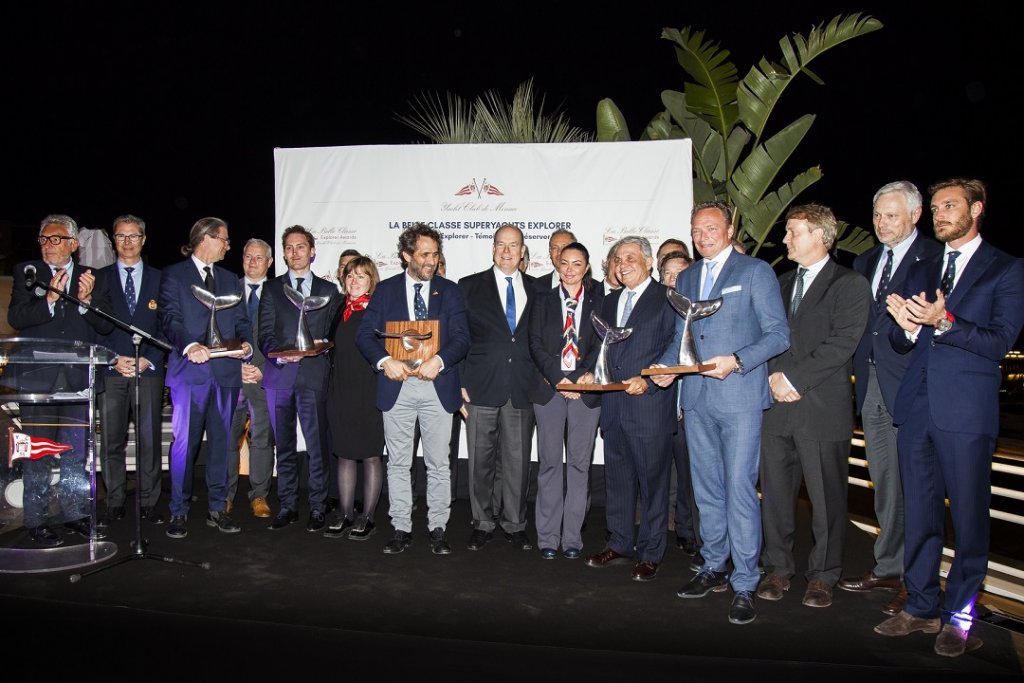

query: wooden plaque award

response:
[378,320,439,369]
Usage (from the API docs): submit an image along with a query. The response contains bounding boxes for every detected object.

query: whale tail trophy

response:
[191,285,243,349]
[283,285,332,351]
[590,312,633,385]
[665,289,722,366]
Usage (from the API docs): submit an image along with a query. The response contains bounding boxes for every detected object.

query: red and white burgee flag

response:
[7,427,72,467]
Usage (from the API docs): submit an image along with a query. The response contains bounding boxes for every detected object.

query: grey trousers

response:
[228,381,275,502]
[862,365,904,578]
[465,399,535,534]
[383,378,452,533]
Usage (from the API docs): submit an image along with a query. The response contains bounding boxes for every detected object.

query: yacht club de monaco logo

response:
[454,178,504,198]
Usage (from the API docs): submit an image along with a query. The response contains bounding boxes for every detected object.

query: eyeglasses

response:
[38,235,76,246]
[210,235,231,246]
[114,234,144,244]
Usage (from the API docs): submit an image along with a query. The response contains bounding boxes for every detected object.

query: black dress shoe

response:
[307,510,326,532]
[677,568,730,598]
[140,507,165,525]
[584,548,632,568]
[29,525,63,547]
[323,515,353,538]
[166,515,188,539]
[729,591,757,625]
[206,511,241,533]
[504,530,534,550]
[63,517,104,539]
[689,551,706,572]
[268,510,298,530]
[838,571,901,592]
[430,527,452,555]
[383,530,412,554]
[675,536,698,556]
[98,506,125,529]
[632,560,659,581]
[348,520,376,541]
[467,529,493,551]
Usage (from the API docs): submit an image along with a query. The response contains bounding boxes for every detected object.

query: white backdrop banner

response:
[274,141,693,463]
[273,140,692,283]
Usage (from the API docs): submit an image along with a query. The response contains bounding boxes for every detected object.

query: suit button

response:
[872,331,878,336]
[511,336,515,342]
[699,335,705,340]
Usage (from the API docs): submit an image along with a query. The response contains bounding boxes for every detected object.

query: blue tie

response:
[505,276,516,333]
[621,290,635,325]
[124,266,137,316]
[413,283,427,320]
[701,261,717,299]
[248,283,259,323]
[940,251,960,297]
[295,277,305,297]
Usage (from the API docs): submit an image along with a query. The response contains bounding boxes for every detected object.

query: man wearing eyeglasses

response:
[94,215,168,530]
[158,217,253,540]
[7,214,114,546]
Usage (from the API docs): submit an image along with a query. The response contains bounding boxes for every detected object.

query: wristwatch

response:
[936,311,954,333]
[733,352,745,374]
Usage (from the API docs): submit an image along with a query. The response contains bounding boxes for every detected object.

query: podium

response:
[0,337,118,573]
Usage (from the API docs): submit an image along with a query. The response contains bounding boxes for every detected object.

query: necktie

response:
[790,267,807,316]
[203,266,214,291]
[875,249,893,306]
[561,286,580,370]
[505,276,516,333]
[295,277,305,297]
[940,251,960,297]
[248,283,260,322]
[621,290,635,325]
[701,261,717,299]
[413,283,427,320]
[125,266,137,316]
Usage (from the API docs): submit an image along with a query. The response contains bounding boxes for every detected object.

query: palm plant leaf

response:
[596,98,631,142]
[661,28,739,138]
[395,91,475,144]
[834,221,876,255]
[728,114,815,211]
[661,90,723,184]
[738,14,882,141]
[735,166,822,252]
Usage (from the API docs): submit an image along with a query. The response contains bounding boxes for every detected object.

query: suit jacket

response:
[458,269,538,408]
[852,233,942,413]
[95,262,167,378]
[528,283,603,408]
[158,258,252,388]
[258,273,340,393]
[533,270,558,292]
[663,252,790,412]
[890,241,1024,436]
[762,259,870,441]
[355,272,470,413]
[8,258,115,392]
[598,280,677,435]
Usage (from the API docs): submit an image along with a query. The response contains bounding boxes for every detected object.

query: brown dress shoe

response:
[251,496,272,518]
[874,610,941,636]
[882,586,908,616]
[631,560,658,581]
[802,580,833,608]
[585,548,631,568]
[838,571,901,592]
[933,624,983,657]
[756,574,791,601]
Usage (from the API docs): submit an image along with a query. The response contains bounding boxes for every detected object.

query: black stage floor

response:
[1,483,1022,681]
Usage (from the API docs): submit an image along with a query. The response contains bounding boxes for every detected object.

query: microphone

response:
[24,264,46,298]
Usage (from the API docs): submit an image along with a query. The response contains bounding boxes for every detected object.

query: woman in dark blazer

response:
[528,242,603,559]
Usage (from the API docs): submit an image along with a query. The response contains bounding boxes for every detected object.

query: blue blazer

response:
[598,280,677,436]
[355,273,470,413]
[663,252,790,413]
[95,262,168,378]
[890,241,1024,436]
[158,258,253,389]
[852,233,941,413]
[528,283,603,408]
[258,273,340,393]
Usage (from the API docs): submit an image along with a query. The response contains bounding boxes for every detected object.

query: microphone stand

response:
[24,268,211,581]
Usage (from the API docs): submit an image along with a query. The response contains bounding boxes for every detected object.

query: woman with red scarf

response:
[325,255,384,540]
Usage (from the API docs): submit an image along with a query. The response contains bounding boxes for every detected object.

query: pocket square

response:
[722,285,742,294]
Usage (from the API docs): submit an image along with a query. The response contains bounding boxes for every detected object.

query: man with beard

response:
[877,179,1024,657]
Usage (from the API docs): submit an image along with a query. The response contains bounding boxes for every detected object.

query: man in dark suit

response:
[840,181,942,613]
[96,214,168,529]
[584,236,676,582]
[876,179,1024,657]
[227,238,275,519]
[655,201,789,625]
[259,226,340,532]
[757,204,870,609]
[535,228,576,290]
[158,217,253,539]
[8,214,114,546]
[460,224,538,551]
[356,224,470,555]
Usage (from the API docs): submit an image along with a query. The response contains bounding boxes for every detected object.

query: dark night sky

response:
[1,2,1018,274]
